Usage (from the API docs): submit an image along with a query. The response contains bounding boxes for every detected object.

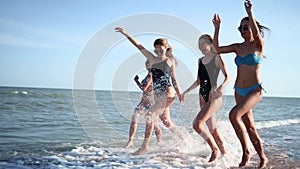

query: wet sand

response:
[229,151,300,169]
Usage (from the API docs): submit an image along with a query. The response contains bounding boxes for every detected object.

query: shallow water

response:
[0,87,299,168]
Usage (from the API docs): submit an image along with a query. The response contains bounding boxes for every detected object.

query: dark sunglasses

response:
[238,26,249,32]
[154,49,164,53]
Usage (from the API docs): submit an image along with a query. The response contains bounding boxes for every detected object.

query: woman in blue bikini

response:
[212,0,269,168]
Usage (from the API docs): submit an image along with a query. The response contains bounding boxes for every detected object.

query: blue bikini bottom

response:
[234,83,264,97]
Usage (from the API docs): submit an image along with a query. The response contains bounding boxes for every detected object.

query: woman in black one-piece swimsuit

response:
[181,34,230,162]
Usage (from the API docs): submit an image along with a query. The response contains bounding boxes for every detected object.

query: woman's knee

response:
[229,109,240,123]
[193,120,204,133]
[145,113,154,123]
[161,118,172,128]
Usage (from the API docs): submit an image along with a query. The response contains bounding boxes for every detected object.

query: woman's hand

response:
[244,0,253,14]
[213,85,224,98]
[212,14,221,29]
[178,93,183,103]
[180,92,186,102]
[115,27,126,35]
[134,75,139,82]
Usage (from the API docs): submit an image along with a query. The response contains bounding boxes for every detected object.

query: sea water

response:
[0,87,299,168]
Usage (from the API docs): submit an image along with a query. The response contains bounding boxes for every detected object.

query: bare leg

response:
[230,89,265,167]
[124,108,140,148]
[193,96,222,162]
[124,120,137,148]
[230,102,251,167]
[133,100,166,155]
[157,97,186,141]
[206,116,225,160]
[154,122,162,143]
[206,115,226,155]
[160,107,185,141]
[206,137,219,162]
[242,110,268,168]
[132,113,154,155]
[193,109,218,162]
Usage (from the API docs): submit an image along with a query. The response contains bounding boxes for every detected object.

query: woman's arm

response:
[212,14,236,54]
[180,60,200,102]
[142,73,152,92]
[170,59,181,101]
[214,55,230,97]
[115,27,155,60]
[182,60,201,95]
[180,80,199,102]
[134,75,144,91]
[134,74,152,92]
[217,55,230,86]
[244,0,264,45]
[183,80,199,95]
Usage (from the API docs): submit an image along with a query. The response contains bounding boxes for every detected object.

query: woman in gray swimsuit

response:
[181,34,229,162]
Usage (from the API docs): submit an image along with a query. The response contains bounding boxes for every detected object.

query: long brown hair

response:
[241,17,270,38]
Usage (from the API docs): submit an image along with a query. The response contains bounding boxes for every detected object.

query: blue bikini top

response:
[235,54,263,67]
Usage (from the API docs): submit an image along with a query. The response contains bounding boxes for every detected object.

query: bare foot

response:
[124,141,133,148]
[156,137,161,144]
[259,157,268,168]
[239,151,251,167]
[208,150,219,162]
[132,147,149,155]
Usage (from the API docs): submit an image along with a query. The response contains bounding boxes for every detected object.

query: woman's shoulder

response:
[166,57,176,64]
[214,54,223,67]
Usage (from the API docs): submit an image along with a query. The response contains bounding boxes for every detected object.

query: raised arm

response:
[212,14,236,54]
[134,73,153,92]
[115,27,155,60]
[244,0,264,45]
[134,75,143,91]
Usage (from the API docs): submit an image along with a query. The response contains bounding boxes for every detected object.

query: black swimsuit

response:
[151,60,172,97]
[198,55,220,102]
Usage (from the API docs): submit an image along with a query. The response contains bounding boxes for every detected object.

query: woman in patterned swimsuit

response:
[115,27,184,155]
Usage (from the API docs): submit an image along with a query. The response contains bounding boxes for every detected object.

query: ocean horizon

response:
[1,85,299,99]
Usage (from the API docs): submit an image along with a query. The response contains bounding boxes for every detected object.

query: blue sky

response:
[0,0,299,98]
